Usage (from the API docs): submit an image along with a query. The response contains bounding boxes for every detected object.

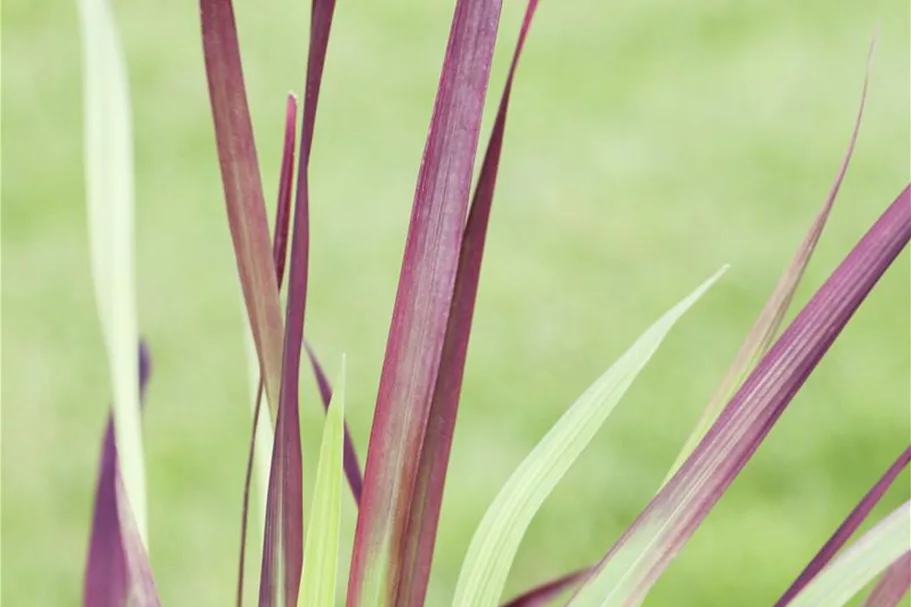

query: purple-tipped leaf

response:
[395,3,539,605]
[84,342,159,607]
[669,42,875,476]
[501,567,588,607]
[569,184,911,606]
[775,446,911,606]
[347,2,503,604]
[258,1,336,605]
[862,552,911,607]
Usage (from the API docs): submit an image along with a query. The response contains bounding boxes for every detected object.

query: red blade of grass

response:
[669,40,875,476]
[862,552,911,607]
[84,342,158,607]
[500,568,588,607]
[258,1,337,605]
[346,2,503,604]
[774,446,911,606]
[395,3,539,604]
[569,184,911,605]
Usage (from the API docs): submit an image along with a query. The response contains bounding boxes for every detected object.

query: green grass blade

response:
[298,357,346,607]
[77,0,147,545]
[784,501,910,607]
[451,267,727,607]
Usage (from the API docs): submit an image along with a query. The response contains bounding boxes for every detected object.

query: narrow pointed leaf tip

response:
[396,2,541,604]
[347,2,504,605]
[569,185,911,607]
[668,41,875,476]
[453,267,727,607]
[775,446,911,606]
[77,0,147,544]
[298,357,346,607]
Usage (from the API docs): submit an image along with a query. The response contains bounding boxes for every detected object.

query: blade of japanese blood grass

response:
[667,39,876,479]
[346,2,503,605]
[774,445,911,606]
[453,268,727,607]
[298,357,347,607]
[77,0,147,545]
[568,185,911,607]
[500,568,589,607]
[85,343,153,607]
[200,0,285,419]
[259,0,337,604]
[862,551,911,607]
[395,3,539,604]
[784,501,910,607]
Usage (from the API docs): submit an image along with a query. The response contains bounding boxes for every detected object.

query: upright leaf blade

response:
[77,0,147,545]
[347,2,503,605]
[568,185,911,607]
[396,2,540,604]
[298,358,347,607]
[453,269,727,607]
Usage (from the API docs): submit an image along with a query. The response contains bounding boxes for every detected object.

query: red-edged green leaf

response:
[237,93,299,607]
[775,446,911,606]
[84,343,158,606]
[862,551,911,607]
[568,184,911,606]
[259,1,337,605]
[200,0,285,420]
[347,2,503,605]
[305,341,363,504]
[669,44,875,476]
[500,568,588,607]
[394,3,539,605]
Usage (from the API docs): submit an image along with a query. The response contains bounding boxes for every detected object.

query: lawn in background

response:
[2,0,909,605]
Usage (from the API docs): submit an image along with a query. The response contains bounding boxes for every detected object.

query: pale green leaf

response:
[77,0,147,544]
[299,356,347,607]
[452,267,728,607]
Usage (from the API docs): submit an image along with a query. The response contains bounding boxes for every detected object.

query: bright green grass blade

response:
[451,267,728,607]
[785,500,910,607]
[299,356,347,607]
[77,0,147,545]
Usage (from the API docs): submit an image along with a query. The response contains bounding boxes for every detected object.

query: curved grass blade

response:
[783,501,910,607]
[667,40,875,479]
[259,0,337,604]
[237,93,298,607]
[568,185,911,607]
[500,568,588,607]
[77,0,147,545]
[395,3,540,604]
[453,269,727,607]
[774,446,911,606]
[862,552,911,607]
[84,344,154,607]
[298,357,347,607]
[347,2,503,605]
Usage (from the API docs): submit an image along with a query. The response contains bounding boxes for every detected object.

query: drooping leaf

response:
[347,2,504,605]
[667,41,875,478]
[500,568,588,607]
[259,0,337,604]
[862,551,911,607]
[783,501,910,607]
[84,343,154,607]
[774,446,911,606]
[298,357,347,607]
[395,2,540,604]
[453,269,727,607]
[77,0,148,545]
[568,185,911,607]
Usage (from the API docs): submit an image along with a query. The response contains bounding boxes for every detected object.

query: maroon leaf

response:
[862,551,911,607]
[84,342,158,607]
[775,446,911,606]
[501,567,588,607]
[395,2,540,604]
[346,1,504,604]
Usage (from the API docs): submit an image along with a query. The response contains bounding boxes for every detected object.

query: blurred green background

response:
[2,0,909,605]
